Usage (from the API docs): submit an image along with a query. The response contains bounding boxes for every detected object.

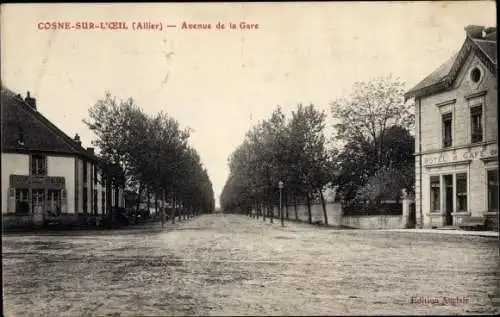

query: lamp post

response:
[278,181,284,227]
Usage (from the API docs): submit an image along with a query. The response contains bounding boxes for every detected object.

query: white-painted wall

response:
[75,158,83,213]
[1,153,29,214]
[47,155,76,214]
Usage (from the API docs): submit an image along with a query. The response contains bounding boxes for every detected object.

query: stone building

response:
[405,25,498,229]
[1,89,125,228]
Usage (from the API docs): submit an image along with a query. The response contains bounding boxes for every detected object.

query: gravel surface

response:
[2,214,499,316]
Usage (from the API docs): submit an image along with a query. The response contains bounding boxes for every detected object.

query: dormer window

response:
[17,126,25,146]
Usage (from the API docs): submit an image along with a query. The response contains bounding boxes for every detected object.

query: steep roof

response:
[405,53,458,96]
[475,39,497,64]
[1,89,98,162]
[405,29,497,100]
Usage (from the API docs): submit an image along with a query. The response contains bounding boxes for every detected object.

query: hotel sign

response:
[424,145,498,166]
[10,174,65,189]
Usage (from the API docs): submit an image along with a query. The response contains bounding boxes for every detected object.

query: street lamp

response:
[278,180,284,227]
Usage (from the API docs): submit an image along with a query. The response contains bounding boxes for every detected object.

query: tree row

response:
[220,76,415,223]
[84,92,215,221]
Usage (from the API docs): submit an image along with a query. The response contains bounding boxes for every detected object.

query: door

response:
[444,175,453,226]
[408,203,416,228]
[47,190,61,217]
[32,189,45,225]
[32,190,45,213]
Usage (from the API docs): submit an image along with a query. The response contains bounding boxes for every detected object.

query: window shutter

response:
[8,188,16,214]
[61,189,68,214]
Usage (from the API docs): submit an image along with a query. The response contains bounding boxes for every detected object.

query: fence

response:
[342,202,403,216]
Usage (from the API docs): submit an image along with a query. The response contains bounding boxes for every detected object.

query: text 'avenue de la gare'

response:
[180,22,259,30]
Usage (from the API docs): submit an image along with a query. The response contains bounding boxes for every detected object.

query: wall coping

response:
[342,214,402,218]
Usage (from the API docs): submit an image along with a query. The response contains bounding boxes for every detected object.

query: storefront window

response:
[15,189,30,214]
[456,173,467,212]
[430,176,440,212]
[488,169,499,212]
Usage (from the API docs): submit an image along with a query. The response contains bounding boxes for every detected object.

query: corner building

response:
[405,25,498,230]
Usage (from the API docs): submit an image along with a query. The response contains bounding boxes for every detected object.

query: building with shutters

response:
[1,88,125,228]
[405,25,498,230]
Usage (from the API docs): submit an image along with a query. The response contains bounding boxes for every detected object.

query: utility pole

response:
[279,181,284,227]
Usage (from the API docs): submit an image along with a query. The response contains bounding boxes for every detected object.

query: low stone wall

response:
[2,214,98,231]
[2,215,34,229]
[267,202,342,226]
[255,200,410,229]
[341,214,404,229]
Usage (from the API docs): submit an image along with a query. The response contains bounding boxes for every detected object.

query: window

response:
[93,189,98,215]
[430,176,440,212]
[101,191,106,214]
[15,189,29,214]
[31,155,47,175]
[470,67,482,83]
[456,173,467,212]
[83,186,88,214]
[470,105,483,143]
[488,170,499,212]
[114,188,120,207]
[83,161,88,184]
[442,113,452,148]
[94,166,98,185]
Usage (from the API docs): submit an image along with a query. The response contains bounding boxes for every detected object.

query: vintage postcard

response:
[1,2,498,316]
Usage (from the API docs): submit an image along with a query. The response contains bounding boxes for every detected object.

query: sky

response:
[1,2,496,208]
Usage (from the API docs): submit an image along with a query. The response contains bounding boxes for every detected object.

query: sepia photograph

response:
[1,2,498,316]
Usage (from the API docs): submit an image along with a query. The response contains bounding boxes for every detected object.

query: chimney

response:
[464,25,485,39]
[484,27,497,41]
[87,147,95,155]
[24,91,36,110]
[74,133,82,146]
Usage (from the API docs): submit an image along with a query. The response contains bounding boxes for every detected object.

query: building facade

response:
[1,89,124,228]
[405,25,498,230]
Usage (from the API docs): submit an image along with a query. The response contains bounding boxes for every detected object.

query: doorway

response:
[47,190,61,216]
[32,189,45,214]
[444,175,453,226]
[408,203,416,228]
